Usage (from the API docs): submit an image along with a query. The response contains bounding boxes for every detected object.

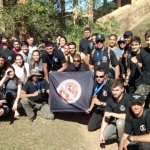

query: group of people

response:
[0,27,150,149]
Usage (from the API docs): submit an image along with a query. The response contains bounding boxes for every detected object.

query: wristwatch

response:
[127,135,132,142]
[92,95,97,98]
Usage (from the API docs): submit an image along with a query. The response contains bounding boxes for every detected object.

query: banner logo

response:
[57,79,81,103]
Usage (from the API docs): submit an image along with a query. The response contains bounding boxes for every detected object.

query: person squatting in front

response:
[20,69,54,122]
[99,78,131,146]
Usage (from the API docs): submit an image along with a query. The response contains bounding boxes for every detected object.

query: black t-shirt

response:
[0,49,15,65]
[122,46,132,73]
[139,47,150,85]
[89,48,118,73]
[79,38,93,55]
[42,50,66,71]
[105,93,131,114]
[22,79,49,103]
[124,108,150,135]
[66,63,89,72]
[0,45,2,51]
[128,51,142,87]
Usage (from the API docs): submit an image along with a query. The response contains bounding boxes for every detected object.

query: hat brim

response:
[130,99,144,104]
[29,73,41,77]
[96,39,105,42]
[2,42,8,45]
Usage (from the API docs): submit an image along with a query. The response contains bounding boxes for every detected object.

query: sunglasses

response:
[73,60,80,62]
[96,40,104,43]
[118,42,125,44]
[95,75,105,78]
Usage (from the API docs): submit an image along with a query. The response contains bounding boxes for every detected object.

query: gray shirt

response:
[113,47,122,58]
[19,51,32,64]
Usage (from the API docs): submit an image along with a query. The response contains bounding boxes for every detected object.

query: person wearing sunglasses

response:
[86,67,111,131]
[66,54,89,72]
[89,34,119,79]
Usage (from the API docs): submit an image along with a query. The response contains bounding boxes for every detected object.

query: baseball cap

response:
[2,38,8,45]
[40,36,48,43]
[29,69,41,77]
[12,38,20,44]
[130,94,145,104]
[96,34,105,42]
[123,30,133,36]
[118,37,125,44]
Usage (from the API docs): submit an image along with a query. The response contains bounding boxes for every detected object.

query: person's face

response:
[84,30,91,39]
[69,45,76,54]
[109,36,117,47]
[7,68,15,78]
[96,40,105,49]
[60,38,66,47]
[56,36,61,45]
[95,70,106,84]
[13,42,20,49]
[73,57,81,68]
[145,37,150,48]
[2,43,8,50]
[118,41,126,50]
[32,52,40,62]
[32,75,39,82]
[111,86,124,99]
[21,45,29,53]
[130,102,144,116]
[64,45,69,55]
[41,42,46,48]
[0,58,5,68]
[27,38,34,45]
[92,35,96,44]
[45,46,54,55]
[131,42,141,53]
[15,56,23,66]
[123,35,132,45]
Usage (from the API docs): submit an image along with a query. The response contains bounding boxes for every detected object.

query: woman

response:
[0,66,22,117]
[30,50,43,72]
[12,54,30,83]
[58,36,67,53]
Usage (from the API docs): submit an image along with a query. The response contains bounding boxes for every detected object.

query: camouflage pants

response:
[135,84,150,108]
[20,98,54,120]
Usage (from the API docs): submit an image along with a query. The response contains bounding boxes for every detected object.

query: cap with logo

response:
[123,30,133,36]
[29,69,42,77]
[2,38,8,45]
[130,94,145,104]
[117,37,125,44]
[96,34,105,42]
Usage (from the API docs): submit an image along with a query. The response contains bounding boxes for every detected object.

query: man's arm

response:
[119,133,129,150]
[43,63,49,83]
[57,62,68,72]
[114,64,120,78]
[20,90,38,98]
[130,134,150,143]
[105,112,126,120]
[89,64,94,72]
[81,52,89,65]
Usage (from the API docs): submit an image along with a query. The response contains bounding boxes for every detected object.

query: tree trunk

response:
[73,0,78,25]
[88,0,93,22]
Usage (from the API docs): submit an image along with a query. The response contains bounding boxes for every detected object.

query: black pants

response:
[88,107,104,131]
[127,143,150,150]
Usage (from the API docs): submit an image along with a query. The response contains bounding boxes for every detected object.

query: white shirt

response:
[12,62,30,83]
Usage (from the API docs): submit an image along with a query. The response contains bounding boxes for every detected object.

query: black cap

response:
[41,36,48,43]
[12,38,20,44]
[96,34,105,42]
[130,94,145,104]
[123,30,133,36]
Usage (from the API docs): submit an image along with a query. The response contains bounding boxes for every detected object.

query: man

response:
[0,34,3,51]
[27,36,37,53]
[66,54,89,72]
[89,34,119,79]
[125,37,143,93]
[122,31,133,74]
[79,27,92,55]
[12,38,21,54]
[134,30,150,108]
[67,42,89,65]
[38,36,48,52]
[42,42,67,83]
[0,38,15,65]
[20,69,54,122]
[86,67,111,131]
[19,41,31,64]
[99,79,131,146]
[119,94,150,150]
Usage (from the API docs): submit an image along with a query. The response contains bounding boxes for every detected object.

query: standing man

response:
[79,27,92,55]
[89,34,119,79]
[20,69,54,122]
[68,42,89,65]
[99,79,131,146]
[12,38,21,54]
[134,30,150,108]
[119,94,150,150]
[42,42,67,83]
[86,67,111,131]
[125,36,143,93]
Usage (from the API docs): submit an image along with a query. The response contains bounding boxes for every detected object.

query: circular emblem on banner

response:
[56,79,81,103]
